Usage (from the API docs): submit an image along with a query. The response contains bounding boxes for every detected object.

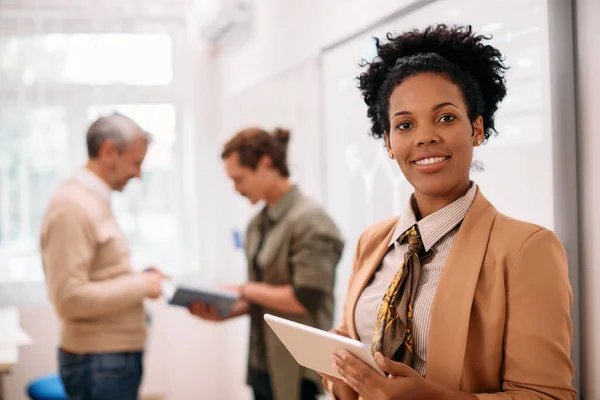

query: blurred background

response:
[0,0,598,398]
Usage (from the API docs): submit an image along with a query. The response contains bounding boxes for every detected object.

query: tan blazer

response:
[329,189,576,399]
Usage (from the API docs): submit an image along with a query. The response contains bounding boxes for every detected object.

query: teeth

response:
[415,157,447,166]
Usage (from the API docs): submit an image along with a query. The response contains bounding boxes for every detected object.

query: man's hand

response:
[142,267,170,299]
[143,271,165,299]
[220,283,244,296]
[188,299,249,322]
[188,302,224,321]
[144,266,171,279]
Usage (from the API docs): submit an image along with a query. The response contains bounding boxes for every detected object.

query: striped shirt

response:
[355,184,477,376]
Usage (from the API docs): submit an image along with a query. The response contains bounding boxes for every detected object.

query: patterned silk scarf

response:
[371,224,432,364]
[354,224,431,400]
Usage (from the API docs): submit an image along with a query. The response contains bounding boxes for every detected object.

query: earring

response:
[388,152,395,159]
[475,138,483,146]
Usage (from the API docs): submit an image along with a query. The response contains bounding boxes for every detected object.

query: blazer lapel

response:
[347,220,399,339]
[426,190,498,389]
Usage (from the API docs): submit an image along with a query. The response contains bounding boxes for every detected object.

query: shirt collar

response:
[73,167,112,205]
[389,183,478,251]
[264,184,301,222]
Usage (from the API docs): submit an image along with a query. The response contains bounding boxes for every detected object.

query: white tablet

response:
[264,314,385,380]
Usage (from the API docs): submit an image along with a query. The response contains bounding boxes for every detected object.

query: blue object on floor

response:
[26,374,68,400]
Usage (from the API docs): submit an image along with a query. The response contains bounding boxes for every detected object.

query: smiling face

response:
[384,72,484,202]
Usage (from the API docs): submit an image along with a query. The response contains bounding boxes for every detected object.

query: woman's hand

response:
[332,351,446,400]
[318,329,359,399]
[319,372,358,400]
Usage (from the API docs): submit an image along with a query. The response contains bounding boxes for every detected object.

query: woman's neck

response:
[413,180,471,218]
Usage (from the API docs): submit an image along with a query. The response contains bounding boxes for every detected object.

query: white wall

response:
[218,0,425,97]
[574,0,600,398]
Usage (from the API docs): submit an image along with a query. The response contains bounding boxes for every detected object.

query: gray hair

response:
[86,112,152,158]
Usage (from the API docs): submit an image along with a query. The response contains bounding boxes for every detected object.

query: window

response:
[0,34,172,85]
[0,27,191,284]
[0,106,69,281]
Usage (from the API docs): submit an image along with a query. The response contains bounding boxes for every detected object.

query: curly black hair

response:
[357,24,508,141]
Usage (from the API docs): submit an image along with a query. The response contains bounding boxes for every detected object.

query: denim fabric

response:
[58,349,143,400]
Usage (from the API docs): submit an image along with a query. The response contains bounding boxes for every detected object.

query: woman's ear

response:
[384,132,394,159]
[472,116,484,146]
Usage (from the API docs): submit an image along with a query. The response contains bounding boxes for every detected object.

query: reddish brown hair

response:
[221,127,291,177]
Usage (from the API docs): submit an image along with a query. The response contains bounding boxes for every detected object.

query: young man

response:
[190,127,344,400]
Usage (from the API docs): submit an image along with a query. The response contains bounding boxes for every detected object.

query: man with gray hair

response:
[40,113,168,400]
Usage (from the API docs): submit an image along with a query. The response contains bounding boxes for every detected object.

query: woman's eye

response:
[438,115,456,123]
[397,122,412,130]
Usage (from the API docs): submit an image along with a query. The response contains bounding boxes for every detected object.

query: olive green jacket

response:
[245,186,344,400]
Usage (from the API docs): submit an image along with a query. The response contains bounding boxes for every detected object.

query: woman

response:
[191,127,345,400]
[323,25,575,399]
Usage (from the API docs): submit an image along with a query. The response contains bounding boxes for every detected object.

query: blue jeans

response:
[58,349,143,400]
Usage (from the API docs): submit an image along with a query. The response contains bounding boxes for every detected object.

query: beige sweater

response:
[41,177,147,354]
